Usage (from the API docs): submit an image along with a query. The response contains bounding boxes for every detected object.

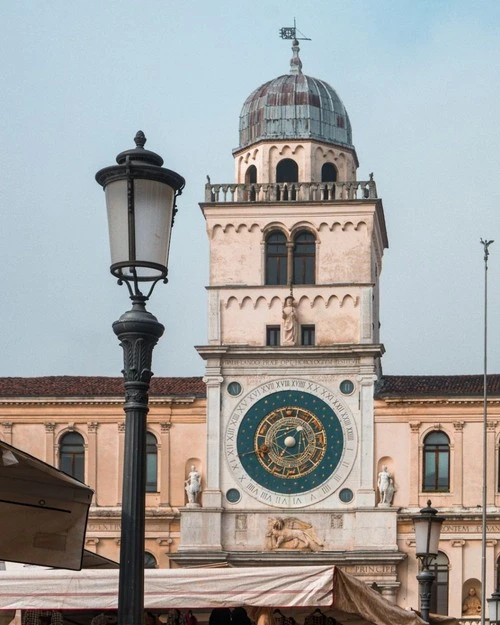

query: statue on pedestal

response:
[377,465,395,506]
[282,295,298,346]
[185,465,202,505]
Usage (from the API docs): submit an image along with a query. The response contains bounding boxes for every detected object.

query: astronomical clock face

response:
[224,379,358,508]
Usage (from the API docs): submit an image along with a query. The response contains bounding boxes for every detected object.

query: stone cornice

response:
[0,395,201,407]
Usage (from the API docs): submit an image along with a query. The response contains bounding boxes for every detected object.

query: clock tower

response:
[177,41,401,594]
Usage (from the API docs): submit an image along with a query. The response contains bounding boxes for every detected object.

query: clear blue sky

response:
[0,1,499,378]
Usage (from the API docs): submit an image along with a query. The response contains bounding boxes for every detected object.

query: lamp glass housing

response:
[488,592,500,624]
[414,514,443,558]
[105,178,175,280]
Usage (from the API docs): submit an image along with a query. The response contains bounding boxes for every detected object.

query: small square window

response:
[301,325,315,346]
[266,326,281,346]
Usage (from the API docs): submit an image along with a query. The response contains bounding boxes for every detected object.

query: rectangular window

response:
[266,326,281,346]
[301,325,315,346]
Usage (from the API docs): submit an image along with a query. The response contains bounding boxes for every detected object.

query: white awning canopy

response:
[0,566,426,625]
[0,440,93,570]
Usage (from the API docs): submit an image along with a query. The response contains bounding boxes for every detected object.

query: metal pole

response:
[417,565,435,624]
[114,297,164,625]
[480,238,493,625]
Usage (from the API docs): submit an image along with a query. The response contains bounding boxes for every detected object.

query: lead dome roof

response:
[237,40,353,151]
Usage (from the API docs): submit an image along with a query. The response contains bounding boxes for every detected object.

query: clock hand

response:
[238,444,269,457]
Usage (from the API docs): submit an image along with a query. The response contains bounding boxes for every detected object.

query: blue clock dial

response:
[237,390,343,494]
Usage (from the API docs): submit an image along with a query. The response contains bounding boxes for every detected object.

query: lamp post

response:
[413,500,445,624]
[96,131,185,625]
[488,590,500,624]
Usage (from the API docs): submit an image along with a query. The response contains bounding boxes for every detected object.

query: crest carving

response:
[266,517,323,552]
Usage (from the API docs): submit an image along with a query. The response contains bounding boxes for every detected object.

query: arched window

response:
[429,552,449,615]
[265,231,287,285]
[321,163,337,199]
[144,552,157,569]
[276,159,298,182]
[423,431,450,492]
[245,165,257,184]
[146,432,158,493]
[245,165,257,201]
[59,432,85,482]
[293,231,316,285]
[321,163,337,182]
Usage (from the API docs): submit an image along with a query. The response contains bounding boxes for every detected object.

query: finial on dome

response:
[290,38,302,75]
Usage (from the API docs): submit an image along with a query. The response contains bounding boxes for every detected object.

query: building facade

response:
[0,41,499,621]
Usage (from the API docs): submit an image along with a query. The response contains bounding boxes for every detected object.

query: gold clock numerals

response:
[254,406,327,479]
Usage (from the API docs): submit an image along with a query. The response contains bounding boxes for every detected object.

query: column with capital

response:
[450,539,465,617]
[2,422,13,445]
[159,422,172,506]
[453,422,464,507]
[44,422,56,465]
[409,422,421,507]
[116,422,125,505]
[487,422,497,506]
[87,422,99,502]
[357,373,377,506]
[202,373,224,508]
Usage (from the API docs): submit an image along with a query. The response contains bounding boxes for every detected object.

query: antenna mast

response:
[279,18,311,41]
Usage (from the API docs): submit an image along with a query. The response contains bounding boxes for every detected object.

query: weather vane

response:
[279,18,311,41]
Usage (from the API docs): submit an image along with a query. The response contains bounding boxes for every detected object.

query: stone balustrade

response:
[204,177,378,203]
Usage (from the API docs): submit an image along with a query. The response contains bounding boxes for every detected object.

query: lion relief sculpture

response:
[266,517,323,552]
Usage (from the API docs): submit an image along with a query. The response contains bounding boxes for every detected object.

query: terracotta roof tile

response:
[375,375,500,398]
[0,376,206,398]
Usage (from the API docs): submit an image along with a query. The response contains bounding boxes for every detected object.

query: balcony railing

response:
[204,176,377,203]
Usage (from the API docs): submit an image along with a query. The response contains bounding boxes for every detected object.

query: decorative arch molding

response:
[242,149,259,164]
[290,221,317,239]
[56,426,89,449]
[328,220,368,233]
[262,222,290,239]
[223,293,359,310]
[210,222,261,238]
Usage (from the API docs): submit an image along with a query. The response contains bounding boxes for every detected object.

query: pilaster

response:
[409,422,421,507]
[452,421,464,507]
[203,372,223,508]
[44,422,56,465]
[160,422,172,505]
[117,422,125,505]
[87,422,99,501]
[2,422,13,445]
[357,375,376,506]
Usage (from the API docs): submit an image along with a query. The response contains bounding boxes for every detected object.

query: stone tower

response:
[177,41,400,597]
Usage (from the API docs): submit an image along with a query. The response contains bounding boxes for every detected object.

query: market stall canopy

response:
[0,440,93,570]
[0,566,426,625]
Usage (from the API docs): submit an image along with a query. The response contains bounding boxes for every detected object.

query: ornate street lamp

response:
[488,590,500,625]
[413,500,445,624]
[96,131,184,625]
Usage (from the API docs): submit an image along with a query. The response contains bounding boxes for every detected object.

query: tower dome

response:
[238,40,353,151]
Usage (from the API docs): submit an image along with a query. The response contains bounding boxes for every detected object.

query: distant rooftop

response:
[0,375,499,400]
[376,375,500,398]
[0,376,206,398]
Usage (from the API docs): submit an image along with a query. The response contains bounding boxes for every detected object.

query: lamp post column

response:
[114,298,164,625]
[417,567,434,624]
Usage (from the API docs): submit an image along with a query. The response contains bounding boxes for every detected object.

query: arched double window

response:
[59,432,85,482]
[265,231,287,285]
[265,230,316,285]
[423,431,450,492]
[293,231,315,284]
[429,552,449,615]
[146,432,158,493]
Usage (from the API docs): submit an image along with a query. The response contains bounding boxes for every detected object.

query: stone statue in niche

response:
[282,296,298,346]
[185,465,202,506]
[266,517,323,552]
[377,465,395,506]
[462,587,481,616]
